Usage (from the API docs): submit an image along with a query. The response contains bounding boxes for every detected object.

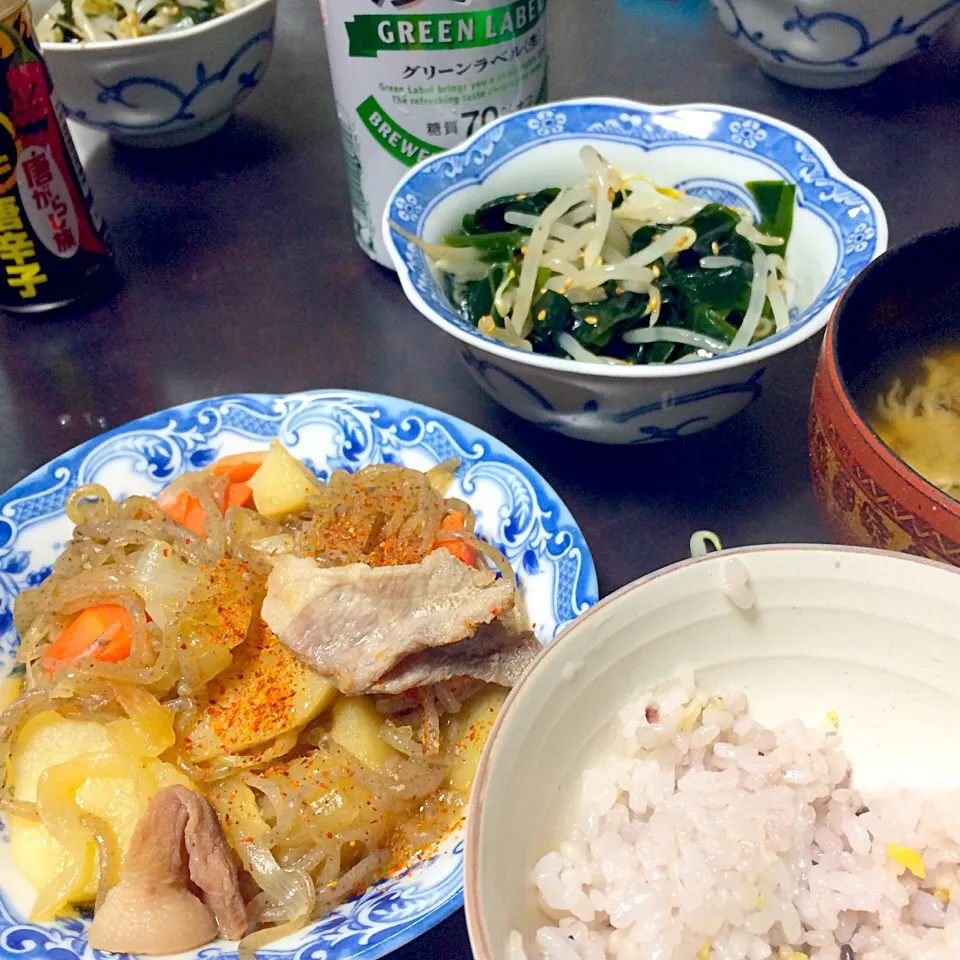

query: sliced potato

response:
[448,686,508,794]
[184,617,336,762]
[10,712,111,901]
[307,773,386,841]
[145,757,194,791]
[0,673,22,712]
[209,778,269,853]
[12,711,112,803]
[177,558,259,688]
[10,818,92,901]
[9,711,191,909]
[248,440,319,519]
[329,696,400,773]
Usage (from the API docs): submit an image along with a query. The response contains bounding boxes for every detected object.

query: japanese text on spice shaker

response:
[321,0,548,268]
[0,0,111,313]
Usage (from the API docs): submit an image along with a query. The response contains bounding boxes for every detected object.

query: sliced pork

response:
[262,550,515,694]
[88,785,247,954]
[371,623,541,694]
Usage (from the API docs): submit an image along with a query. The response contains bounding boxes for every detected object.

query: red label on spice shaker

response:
[18,144,80,257]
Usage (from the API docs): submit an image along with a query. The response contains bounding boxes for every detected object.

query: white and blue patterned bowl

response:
[711,0,960,89]
[384,97,888,445]
[31,0,275,147]
[0,390,598,960]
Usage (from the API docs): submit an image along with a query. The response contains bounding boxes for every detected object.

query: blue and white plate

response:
[385,97,888,444]
[0,390,598,960]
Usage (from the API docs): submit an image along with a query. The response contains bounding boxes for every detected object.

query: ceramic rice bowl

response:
[464,545,960,958]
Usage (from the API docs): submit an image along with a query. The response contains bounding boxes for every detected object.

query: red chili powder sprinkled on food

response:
[304,474,437,567]
[184,559,258,654]
[208,619,300,745]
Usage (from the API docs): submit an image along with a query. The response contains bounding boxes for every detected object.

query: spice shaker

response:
[0,0,112,313]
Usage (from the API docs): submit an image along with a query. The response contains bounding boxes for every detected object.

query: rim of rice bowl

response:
[464,544,960,960]
[385,98,888,381]
[36,0,274,51]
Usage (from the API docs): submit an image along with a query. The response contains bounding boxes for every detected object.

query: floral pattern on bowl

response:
[385,97,887,444]
[36,0,276,147]
[711,0,960,88]
[0,389,599,960]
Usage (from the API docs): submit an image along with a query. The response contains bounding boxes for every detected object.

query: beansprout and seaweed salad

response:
[37,0,250,42]
[393,147,797,366]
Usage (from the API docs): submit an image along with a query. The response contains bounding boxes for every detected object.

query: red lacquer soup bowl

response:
[809,224,960,566]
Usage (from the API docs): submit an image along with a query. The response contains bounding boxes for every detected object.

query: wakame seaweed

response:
[461,189,560,234]
[747,181,797,251]
[440,178,796,365]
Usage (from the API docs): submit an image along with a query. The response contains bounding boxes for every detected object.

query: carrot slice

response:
[159,490,191,525]
[43,604,134,674]
[440,511,467,532]
[434,510,477,567]
[211,452,266,483]
[224,480,253,510]
[156,450,275,539]
[182,497,207,538]
[160,490,207,538]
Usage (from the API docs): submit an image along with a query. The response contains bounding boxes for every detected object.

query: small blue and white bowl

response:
[711,0,960,89]
[31,0,275,147]
[385,98,887,446]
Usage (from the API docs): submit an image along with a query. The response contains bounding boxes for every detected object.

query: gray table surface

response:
[2,0,960,955]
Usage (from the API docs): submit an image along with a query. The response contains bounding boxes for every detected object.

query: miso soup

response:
[854,336,960,501]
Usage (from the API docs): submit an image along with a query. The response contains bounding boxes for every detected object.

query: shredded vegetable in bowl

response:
[393,147,798,366]
[36,0,251,42]
[0,441,539,956]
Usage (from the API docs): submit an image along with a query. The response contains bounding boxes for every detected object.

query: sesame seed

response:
[652,264,661,278]
[711,241,720,256]
[584,315,599,326]
[607,187,615,202]
[537,309,547,321]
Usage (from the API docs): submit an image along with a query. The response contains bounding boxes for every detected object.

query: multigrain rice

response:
[514,670,960,959]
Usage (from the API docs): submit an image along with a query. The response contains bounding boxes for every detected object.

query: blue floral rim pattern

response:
[385,99,885,367]
[0,390,598,960]
[714,0,960,70]
[62,27,274,134]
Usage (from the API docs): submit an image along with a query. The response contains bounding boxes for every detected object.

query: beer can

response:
[321,0,549,268]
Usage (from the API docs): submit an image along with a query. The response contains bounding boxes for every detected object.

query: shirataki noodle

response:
[1,449,524,956]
